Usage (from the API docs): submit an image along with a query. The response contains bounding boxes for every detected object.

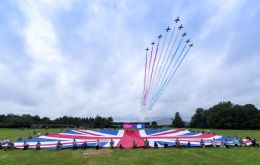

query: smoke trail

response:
[152,42,188,106]
[142,49,149,106]
[150,39,160,86]
[150,46,191,108]
[151,28,180,105]
[144,43,154,105]
[151,33,184,107]
[149,26,177,105]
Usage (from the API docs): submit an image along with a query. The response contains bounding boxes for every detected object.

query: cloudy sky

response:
[0,0,260,121]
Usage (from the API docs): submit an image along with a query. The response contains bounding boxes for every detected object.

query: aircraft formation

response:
[141,16,194,111]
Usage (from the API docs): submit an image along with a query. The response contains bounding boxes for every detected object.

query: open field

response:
[0,128,259,165]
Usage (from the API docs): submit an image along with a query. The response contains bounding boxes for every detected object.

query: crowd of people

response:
[0,129,259,150]
[0,138,15,150]
[1,137,257,151]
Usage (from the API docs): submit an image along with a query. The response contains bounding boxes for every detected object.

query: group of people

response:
[1,136,259,150]
[0,138,15,150]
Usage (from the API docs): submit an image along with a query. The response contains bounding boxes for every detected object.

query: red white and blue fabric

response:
[14,129,252,149]
[14,129,124,149]
[139,129,252,147]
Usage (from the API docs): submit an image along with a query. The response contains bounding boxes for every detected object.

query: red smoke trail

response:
[144,44,154,105]
[145,40,160,105]
[150,41,160,86]
[142,49,149,106]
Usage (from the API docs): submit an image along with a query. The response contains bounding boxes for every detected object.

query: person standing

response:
[200,139,205,148]
[175,138,181,148]
[212,138,216,148]
[72,138,77,150]
[132,139,137,149]
[154,141,158,148]
[56,141,63,150]
[35,141,41,150]
[110,139,114,149]
[233,138,239,148]
[82,141,88,149]
[96,139,100,150]
[23,141,29,150]
[144,139,149,149]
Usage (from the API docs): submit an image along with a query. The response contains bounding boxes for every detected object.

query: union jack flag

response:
[139,129,252,147]
[14,129,252,149]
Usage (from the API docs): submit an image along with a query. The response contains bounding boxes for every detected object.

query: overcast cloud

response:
[0,0,260,121]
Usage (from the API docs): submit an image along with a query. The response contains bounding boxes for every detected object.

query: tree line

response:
[172,101,260,129]
[1,101,259,129]
[0,114,113,128]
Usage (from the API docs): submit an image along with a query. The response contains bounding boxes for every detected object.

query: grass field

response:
[0,128,259,165]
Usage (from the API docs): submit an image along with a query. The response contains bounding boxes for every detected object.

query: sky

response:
[0,0,260,121]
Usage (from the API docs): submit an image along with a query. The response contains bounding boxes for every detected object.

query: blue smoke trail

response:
[150,35,184,108]
[148,25,177,107]
[150,42,187,107]
[151,28,180,105]
[149,47,191,109]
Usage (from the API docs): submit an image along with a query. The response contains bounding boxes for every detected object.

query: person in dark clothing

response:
[132,139,137,149]
[96,139,99,150]
[224,139,229,148]
[35,141,41,150]
[251,139,259,147]
[144,139,149,149]
[56,141,63,150]
[82,141,88,149]
[175,138,182,149]
[154,141,158,148]
[200,139,205,148]
[110,139,114,149]
[72,138,77,150]
[119,144,124,149]
[164,143,168,148]
[187,141,191,148]
[23,141,29,150]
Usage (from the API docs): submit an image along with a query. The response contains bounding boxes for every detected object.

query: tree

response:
[151,121,157,126]
[189,101,260,129]
[172,112,185,128]
[190,108,207,128]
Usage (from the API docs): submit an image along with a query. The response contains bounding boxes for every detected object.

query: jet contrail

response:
[150,40,189,107]
[144,42,155,105]
[142,48,149,106]
[150,28,181,107]
[153,25,181,96]
[150,45,192,108]
[141,17,192,111]
[151,34,185,107]
[145,37,161,103]
[149,25,177,106]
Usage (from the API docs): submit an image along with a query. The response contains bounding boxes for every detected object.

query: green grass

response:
[0,128,259,165]
[0,128,63,141]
